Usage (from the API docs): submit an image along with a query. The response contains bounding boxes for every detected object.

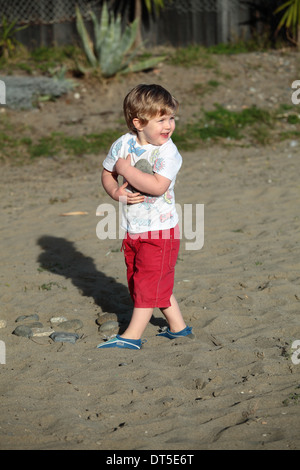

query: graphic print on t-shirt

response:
[127,138,146,157]
[103,133,182,233]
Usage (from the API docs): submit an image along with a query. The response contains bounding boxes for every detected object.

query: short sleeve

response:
[102,136,124,172]
[152,140,182,181]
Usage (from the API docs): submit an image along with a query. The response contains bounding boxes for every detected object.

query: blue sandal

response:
[156,325,194,339]
[97,334,144,350]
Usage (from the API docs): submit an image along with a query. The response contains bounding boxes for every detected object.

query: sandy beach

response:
[0,50,300,450]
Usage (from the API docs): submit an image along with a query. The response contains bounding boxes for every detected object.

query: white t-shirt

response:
[103,132,182,233]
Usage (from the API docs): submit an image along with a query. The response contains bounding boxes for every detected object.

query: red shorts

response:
[121,225,180,308]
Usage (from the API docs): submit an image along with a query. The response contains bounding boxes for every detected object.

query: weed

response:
[0,99,299,163]
[27,130,122,159]
[251,125,272,145]
[193,80,221,96]
[30,45,80,74]
[279,130,300,140]
[167,45,216,68]
[287,114,300,124]
[282,391,300,406]
[39,281,61,290]
[174,104,275,150]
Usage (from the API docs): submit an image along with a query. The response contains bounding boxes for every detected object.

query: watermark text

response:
[291,80,300,105]
[0,79,6,105]
[0,340,6,364]
[96,202,204,251]
[291,340,300,365]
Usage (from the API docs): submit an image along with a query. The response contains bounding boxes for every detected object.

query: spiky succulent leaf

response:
[75,6,97,67]
[120,56,165,75]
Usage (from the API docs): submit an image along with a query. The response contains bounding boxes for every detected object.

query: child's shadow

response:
[36,236,166,332]
[37,235,133,330]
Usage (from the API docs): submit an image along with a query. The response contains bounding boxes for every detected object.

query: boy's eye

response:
[158,116,175,122]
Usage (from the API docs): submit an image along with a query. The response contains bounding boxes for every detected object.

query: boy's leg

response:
[120,226,186,340]
[122,235,137,302]
[121,307,154,340]
[160,294,186,333]
[121,294,185,339]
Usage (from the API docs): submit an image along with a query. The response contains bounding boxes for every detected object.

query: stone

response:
[195,378,207,390]
[99,321,119,333]
[15,314,39,323]
[55,319,83,332]
[50,316,68,325]
[26,322,44,329]
[126,159,154,194]
[50,331,79,343]
[134,159,153,173]
[32,327,53,337]
[12,325,33,338]
[0,319,7,329]
[3,75,74,110]
[96,312,118,326]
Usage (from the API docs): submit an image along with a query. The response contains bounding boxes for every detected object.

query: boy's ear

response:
[133,118,143,131]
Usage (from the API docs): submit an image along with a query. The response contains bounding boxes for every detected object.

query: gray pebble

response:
[126,159,153,193]
[15,314,39,323]
[0,319,7,329]
[25,322,44,329]
[55,319,83,332]
[32,327,53,337]
[134,159,153,173]
[96,312,118,326]
[50,332,79,343]
[99,321,119,333]
[50,316,68,325]
[12,325,33,338]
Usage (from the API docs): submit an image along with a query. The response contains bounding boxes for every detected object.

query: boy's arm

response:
[115,155,170,197]
[101,168,145,204]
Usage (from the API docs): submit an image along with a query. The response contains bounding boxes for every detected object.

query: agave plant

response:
[76,3,164,78]
[274,0,300,48]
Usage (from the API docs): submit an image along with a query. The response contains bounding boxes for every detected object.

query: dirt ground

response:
[3,49,299,142]
[0,50,300,451]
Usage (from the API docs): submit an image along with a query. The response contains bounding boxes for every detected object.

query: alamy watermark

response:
[290,83,300,363]
[96,201,204,251]
[0,79,6,105]
[291,340,300,365]
[291,80,300,105]
[0,341,5,364]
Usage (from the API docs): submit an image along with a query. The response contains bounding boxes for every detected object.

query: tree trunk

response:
[134,0,143,46]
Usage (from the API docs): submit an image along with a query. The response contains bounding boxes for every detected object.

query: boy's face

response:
[133,113,176,146]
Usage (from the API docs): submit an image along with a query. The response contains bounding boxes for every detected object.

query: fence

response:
[0,0,251,48]
[0,0,100,24]
[145,0,250,46]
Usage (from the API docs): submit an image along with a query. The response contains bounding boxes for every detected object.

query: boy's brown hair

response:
[123,84,178,135]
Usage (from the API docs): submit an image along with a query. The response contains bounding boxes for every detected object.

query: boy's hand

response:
[113,156,144,204]
[114,182,145,205]
[115,154,131,176]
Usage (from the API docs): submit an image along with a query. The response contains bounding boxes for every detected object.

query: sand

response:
[0,50,300,450]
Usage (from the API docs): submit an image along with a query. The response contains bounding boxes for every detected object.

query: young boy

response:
[98,84,193,349]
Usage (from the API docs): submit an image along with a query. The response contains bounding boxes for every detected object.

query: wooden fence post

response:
[217,0,229,43]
